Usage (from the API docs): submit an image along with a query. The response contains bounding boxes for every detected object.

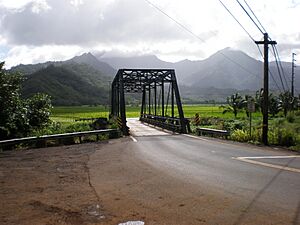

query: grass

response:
[51,104,262,123]
[50,105,299,150]
[51,105,110,124]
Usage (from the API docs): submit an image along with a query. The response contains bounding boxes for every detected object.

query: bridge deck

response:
[127,118,172,137]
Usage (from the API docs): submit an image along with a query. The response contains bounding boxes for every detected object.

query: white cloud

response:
[31,0,51,14]
[0,0,299,67]
[0,0,35,9]
[4,45,83,68]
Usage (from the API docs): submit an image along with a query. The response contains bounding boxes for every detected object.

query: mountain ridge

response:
[8,48,299,105]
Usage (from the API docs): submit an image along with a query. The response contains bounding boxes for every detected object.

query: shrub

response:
[64,122,91,133]
[277,128,296,147]
[0,63,52,139]
[230,129,250,142]
[286,112,295,123]
[223,119,247,131]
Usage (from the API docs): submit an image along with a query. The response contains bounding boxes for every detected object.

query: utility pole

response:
[255,33,277,145]
[292,53,296,97]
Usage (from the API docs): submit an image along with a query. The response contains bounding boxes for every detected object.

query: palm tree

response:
[221,93,246,118]
[255,89,263,113]
[268,94,280,117]
[279,91,294,117]
[244,94,254,117]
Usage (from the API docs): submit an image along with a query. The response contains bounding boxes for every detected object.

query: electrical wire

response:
[243,0,267,33]
[235,0,264,35]
[144,0,287,93]
[219,0,256,42]
[144,0,206,43]
[257,44,282,92]
[271,45,286,91]
[232,0,285,93]
[269,70,282,92]
[143,0,261,79]
[274,45,290,89]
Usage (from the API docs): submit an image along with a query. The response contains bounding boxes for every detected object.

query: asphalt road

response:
[89,119,300,224]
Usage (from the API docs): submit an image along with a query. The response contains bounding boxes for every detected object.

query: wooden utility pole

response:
[255,33,277,145]
[292,53,296,97]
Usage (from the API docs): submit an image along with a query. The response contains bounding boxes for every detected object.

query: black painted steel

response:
[111,69,188,135]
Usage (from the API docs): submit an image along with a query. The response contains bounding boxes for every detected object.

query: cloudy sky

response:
[0,0,299,68]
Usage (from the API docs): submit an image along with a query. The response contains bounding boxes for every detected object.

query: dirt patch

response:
[0,144,107,225]
[1,138,297,225]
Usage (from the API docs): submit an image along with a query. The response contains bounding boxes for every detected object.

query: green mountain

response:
[22,64,111,106]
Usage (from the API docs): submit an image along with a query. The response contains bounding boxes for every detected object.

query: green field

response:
[51,106,110,124]
[51,105,262,122]
[50,105,299,150]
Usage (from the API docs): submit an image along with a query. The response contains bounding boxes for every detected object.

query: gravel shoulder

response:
[0,143,108,225]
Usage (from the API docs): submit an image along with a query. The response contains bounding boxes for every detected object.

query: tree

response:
[0,62,52,140]
[221,93,246,118]
[255,89,263,113]
[268,94,280,117]
[279,91,294,117]
[243,95,254,118]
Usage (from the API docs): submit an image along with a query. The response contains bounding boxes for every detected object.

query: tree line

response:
[0,62,52,140]
[221,90,299,118]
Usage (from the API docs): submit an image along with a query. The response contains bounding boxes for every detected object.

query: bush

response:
[230,129,251,142]
[64,122,91,133]
[0,63,52,140]
[223,119,247,131]
[286,113,295,123]
[277,128,296,147]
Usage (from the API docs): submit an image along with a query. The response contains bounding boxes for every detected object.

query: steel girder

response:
[111,69,188,135]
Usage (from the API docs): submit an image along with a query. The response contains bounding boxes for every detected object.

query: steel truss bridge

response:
[111,69,189,135]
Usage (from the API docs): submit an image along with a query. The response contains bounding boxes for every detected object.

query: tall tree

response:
[279,91,294,117]
[221,93,246,118]
[0,62,52,140]
[268,94,280,117]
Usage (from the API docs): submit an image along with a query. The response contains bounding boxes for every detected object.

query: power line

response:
[235,0,264,35]
[143,0,261,79]
[273,45,290,89]
[271,45,286,91]
[269,70,282,92]
[218,0,255,42]
[257,44,282,92]
[143,0,205,43]
[232,0,284,93]
[243,0,267,33]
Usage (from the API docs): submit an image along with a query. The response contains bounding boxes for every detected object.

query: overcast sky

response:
[0,0,299,68]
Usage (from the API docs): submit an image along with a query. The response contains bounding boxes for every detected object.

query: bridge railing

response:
[140,114,184,133]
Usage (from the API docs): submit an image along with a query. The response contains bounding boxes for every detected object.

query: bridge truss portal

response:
[111,69,189,135]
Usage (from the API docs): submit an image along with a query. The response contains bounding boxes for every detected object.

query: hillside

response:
[10,52,116,77]
[100,48,299,92]
[184,48,262,90]
[22,64,110,106]
[10,49,299,106]
[68,52,116,76]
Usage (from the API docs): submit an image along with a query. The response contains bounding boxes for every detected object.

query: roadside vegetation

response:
[50,96,300,151]
[0,62,52,140]
[1,62,299,150]
[189,92,300,151]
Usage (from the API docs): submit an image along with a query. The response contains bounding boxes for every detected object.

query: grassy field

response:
[51,106,110,124]
[50,105,299,150]
[51,105,262,123]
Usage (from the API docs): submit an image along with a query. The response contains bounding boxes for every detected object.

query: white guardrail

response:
[0,129,120,150]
